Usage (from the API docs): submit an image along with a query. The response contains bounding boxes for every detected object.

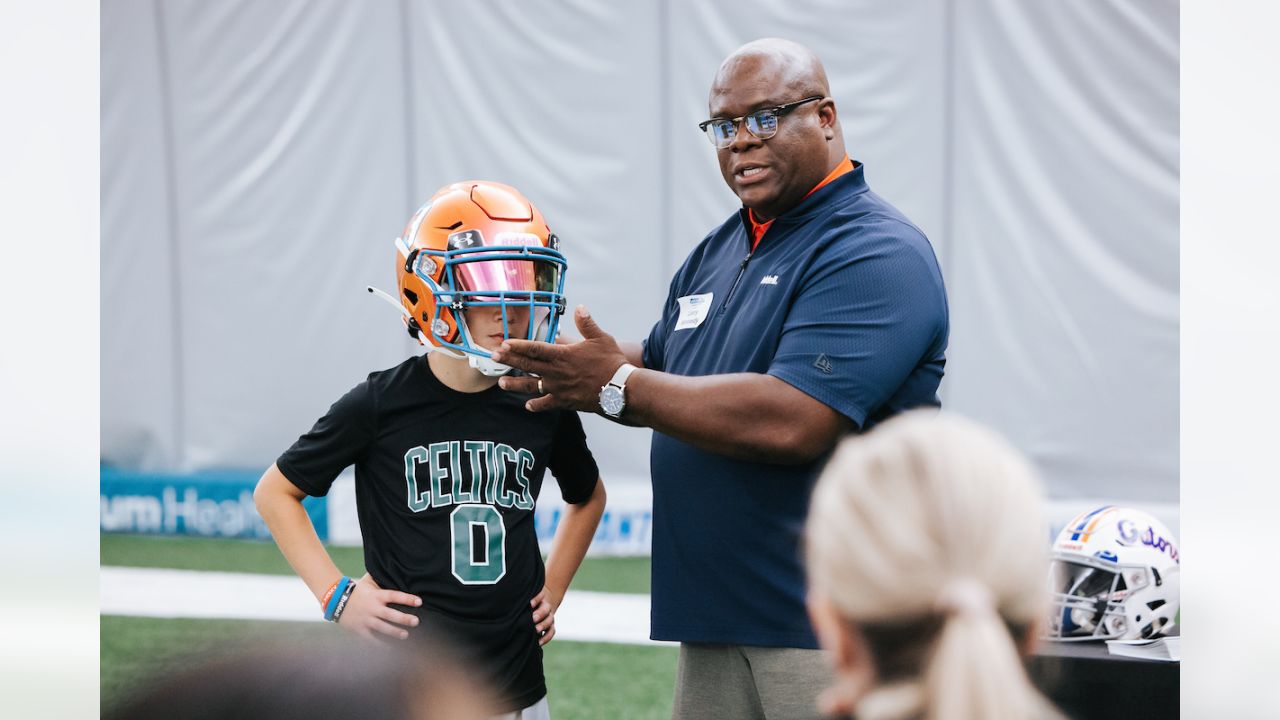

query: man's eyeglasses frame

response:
[698,96,825,149]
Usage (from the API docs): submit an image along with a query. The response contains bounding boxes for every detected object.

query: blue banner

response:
[100,467,328,541]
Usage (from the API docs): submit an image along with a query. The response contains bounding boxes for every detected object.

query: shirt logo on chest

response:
[760,275,779,285]
[402,440,535,513]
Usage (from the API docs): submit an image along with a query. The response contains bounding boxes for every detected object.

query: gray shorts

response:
[671,644,832,720]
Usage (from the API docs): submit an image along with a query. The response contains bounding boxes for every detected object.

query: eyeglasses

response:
[698,96,824,149]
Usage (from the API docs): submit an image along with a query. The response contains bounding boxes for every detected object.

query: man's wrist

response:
[599,362,638,417]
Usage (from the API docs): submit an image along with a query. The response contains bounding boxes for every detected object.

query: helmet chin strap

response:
[367,285,514,375]
[366,285,410,317]
[427,344,468,360]
[367,285,468,360]
[469,355,513,377]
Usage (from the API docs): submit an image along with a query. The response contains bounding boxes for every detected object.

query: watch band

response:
[599,363,638,417]
[607,363,638,389]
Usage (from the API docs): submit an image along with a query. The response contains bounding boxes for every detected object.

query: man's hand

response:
[530,586,561,646]
[335,573,423,641]
[493,305,627,413]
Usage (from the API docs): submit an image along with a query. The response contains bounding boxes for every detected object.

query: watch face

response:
[600,386,625,416]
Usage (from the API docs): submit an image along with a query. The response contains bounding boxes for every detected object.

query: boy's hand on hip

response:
[531,587,560,646]
[337,574,423,640]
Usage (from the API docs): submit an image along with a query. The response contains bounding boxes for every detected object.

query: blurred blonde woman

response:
[805,411,1062,720]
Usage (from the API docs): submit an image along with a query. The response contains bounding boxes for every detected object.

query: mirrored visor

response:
[454,255,560,301]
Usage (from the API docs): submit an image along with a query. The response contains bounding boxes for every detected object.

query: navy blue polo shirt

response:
[642,162,948,647]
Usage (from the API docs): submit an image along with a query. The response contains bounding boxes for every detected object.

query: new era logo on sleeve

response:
[813,353,833,374]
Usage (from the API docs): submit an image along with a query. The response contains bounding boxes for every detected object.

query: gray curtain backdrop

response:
[102,0,1178,504]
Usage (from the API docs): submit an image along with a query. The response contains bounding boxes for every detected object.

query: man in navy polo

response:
[494,38,948,720]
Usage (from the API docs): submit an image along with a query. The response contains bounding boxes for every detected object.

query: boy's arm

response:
[254,462,423,639]
[531,478,607,646]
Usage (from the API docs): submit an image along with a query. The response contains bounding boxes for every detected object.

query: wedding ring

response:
[538,379,545,394]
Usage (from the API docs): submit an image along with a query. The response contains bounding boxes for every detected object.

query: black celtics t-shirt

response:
[276,354,598,711]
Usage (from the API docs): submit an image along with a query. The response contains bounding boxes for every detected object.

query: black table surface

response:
[1028,639,1179,719]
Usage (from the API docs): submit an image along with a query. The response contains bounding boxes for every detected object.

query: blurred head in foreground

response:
[104,634,490,720]
[805,411,1059,720]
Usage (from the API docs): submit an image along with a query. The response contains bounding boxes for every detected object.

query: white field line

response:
[100,567,671,647]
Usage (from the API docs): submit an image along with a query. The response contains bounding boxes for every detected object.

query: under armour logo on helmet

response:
[448,230,481,249]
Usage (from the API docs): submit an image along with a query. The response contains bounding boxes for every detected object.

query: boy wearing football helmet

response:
[254,181,606,719]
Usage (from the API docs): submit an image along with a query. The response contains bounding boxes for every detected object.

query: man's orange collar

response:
[748,155,854,250]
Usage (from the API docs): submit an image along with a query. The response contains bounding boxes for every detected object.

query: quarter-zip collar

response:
[743,156,861,250]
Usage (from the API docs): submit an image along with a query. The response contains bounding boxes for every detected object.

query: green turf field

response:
[101,616,676,719]
[101,534,652,593]
[101,534,673,719]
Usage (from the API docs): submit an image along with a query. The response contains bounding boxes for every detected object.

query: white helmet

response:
[1045,505,1179,641]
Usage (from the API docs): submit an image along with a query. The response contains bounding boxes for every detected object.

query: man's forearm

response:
[622,369,851,464]
[490,312,848,457]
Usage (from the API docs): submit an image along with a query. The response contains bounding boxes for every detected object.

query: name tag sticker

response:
[674,292,714,330]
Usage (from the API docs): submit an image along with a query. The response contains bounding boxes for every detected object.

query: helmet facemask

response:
[412,230,566,376]
[1047,555,1153,640]
[377,181,568,377]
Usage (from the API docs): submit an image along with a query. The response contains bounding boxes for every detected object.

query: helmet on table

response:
[1045,505,1179,641]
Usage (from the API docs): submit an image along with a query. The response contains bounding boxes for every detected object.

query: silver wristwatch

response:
[599,363,638,418]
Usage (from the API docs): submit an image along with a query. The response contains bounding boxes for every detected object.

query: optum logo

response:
[100,488,270,538]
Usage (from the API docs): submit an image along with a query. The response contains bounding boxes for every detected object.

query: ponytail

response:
[922,580,1046,720]
[806,412,1062,720]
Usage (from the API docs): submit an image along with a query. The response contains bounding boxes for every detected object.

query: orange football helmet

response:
[387,181,566,376]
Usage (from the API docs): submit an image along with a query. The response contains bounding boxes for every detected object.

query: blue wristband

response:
[323,576,351,621]
[330,580,358,624]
